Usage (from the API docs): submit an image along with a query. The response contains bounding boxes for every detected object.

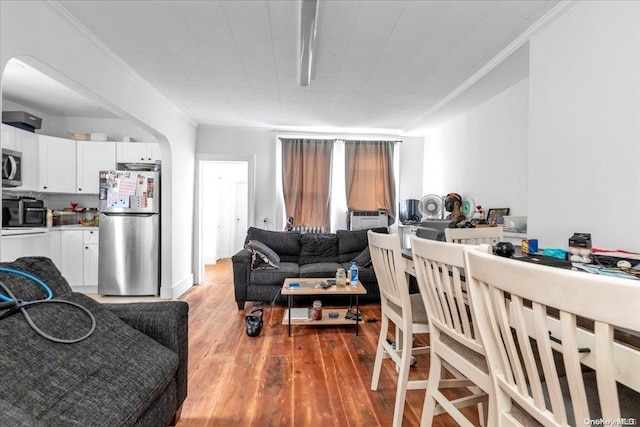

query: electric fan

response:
[418,194,444,220]
[461,197,476,219]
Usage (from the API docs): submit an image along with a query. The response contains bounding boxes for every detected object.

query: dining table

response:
[401,248,640,393]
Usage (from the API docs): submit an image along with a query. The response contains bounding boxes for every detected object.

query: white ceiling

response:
[2,0,561,134]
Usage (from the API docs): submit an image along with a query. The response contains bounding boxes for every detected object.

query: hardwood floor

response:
[176,259,479,426]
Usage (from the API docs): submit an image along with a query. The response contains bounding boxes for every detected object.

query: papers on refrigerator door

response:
[118,175,137,197]
[100,170,154,208]
[107,189,129,208]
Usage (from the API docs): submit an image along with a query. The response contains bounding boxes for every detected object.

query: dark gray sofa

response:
[0,257,188,426]
[232,226,386,310]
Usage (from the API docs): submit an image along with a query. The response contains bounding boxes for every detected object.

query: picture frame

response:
[486,208,510,226]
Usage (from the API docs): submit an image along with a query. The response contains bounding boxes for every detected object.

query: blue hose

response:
[0,267,95,343]
[0,267,53,302]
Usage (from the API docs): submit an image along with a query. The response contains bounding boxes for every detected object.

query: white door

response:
[234,181,248,253]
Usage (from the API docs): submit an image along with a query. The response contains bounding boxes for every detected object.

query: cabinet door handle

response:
[78,188,82,191]
[140,157,144,161]
[85,246,89,250]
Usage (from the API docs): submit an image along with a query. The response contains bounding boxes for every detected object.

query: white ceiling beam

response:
[299,0,319,86]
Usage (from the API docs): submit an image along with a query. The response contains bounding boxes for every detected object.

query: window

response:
[280,138,334,230]
[279,138,398,231]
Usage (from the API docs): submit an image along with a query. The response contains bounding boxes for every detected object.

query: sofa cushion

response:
[337,227,388,263]
[0,257,72,299]
[246,227,301,263]
[298,233,339,265]
[0,292,177,426]
[351,246,372,268]
[299,262,343,278]
[245,240,280,269]
[250,262,300,285]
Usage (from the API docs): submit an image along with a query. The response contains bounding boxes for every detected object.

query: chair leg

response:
[421,349,443,427]
[371,315,389,390]
[392,325,413,427]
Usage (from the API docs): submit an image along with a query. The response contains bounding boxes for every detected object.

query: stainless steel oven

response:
[2,149,22,187]
[2,198,46,227]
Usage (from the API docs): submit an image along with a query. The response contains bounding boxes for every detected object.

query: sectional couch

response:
[232,226,386,310]
[0,257,188,426]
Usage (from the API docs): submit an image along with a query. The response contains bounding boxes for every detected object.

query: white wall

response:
[528,0,640,250]
[422,1,640,253]
[197,126,276,227]
[196,126,424,232]
[423,78,529,215]
[1,1,197,298]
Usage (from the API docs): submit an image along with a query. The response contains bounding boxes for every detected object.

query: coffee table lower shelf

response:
[282,308,361,326]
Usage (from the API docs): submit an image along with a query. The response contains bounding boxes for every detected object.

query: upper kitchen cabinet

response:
[1,124,39,191]
[76,141,116,193]
[38,134,76,193]
[116,142,160,164]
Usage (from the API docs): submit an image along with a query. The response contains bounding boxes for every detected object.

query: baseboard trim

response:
[161,273,194,299]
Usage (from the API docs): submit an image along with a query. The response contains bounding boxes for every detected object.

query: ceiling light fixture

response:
[299,0,318,86]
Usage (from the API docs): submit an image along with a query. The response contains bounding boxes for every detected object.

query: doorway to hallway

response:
[195,158,253,284]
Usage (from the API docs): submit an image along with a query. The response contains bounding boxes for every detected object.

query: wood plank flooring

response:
[176,259,479,427]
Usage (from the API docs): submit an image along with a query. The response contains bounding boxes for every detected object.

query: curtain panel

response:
[345,140,396,223]
[281,138,334,230]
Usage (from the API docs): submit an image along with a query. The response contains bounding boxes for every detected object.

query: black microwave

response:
[2,148,22,187]
[2,198,46,227]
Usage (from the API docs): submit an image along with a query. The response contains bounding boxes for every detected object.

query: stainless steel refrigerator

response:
[98,170,160,296]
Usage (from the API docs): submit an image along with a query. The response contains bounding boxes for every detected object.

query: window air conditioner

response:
[349,210,388,231]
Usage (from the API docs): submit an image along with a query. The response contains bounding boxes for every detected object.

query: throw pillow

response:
[298,233,339,265]
[245,240,280,270]
[352,246,372,268]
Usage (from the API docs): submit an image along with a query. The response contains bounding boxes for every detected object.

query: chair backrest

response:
[465,250,640,425]
[445,226,503,245]
[410,238,488,354]
[368,231,411,313]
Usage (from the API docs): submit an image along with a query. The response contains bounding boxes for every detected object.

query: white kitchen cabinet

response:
[48,229,61,269]
[0,231,50,262]
[76,141,116,193]
[60,229,83,288]
[38,135,76,193]
[1,124,15,150]
[116,142,160,163]
[1,124,39,191]
[53,228,99,292]
[83,229,99,287]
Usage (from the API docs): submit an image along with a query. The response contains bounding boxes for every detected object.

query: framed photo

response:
[486,208,510,226]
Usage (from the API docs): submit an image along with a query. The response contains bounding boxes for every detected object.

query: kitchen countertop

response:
[2,225,99,236]
[50,225,99,231]
[1,227,50,236]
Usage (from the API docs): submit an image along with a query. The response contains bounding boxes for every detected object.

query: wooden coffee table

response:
[281,278,367,336]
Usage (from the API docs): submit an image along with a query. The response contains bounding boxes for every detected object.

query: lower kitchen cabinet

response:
[54,228,99,293]
[83,229,99,288]
[1,232,51,262]
[60,230,84,288]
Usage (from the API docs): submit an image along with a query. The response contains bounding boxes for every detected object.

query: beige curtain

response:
[281,139,334,230]
[345,140,396,223]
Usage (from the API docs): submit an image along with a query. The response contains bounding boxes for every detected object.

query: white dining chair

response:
[465,249,640,426]
[368,231,430,427]
[411,237,494,427]
[445,227,503,246]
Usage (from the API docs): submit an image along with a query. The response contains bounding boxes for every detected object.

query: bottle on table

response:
[336,268,347,288]
[311,300,322,320]
[349,261,359,286]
